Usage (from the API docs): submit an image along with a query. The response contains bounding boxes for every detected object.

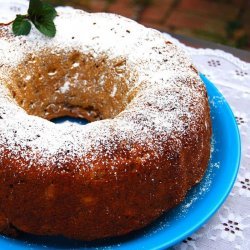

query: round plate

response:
[0,75,241,250]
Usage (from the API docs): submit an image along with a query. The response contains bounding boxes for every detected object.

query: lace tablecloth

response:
[1,1,250,249]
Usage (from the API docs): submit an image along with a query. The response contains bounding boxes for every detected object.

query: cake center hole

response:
[51,116,89,125]
[6,50,135,122]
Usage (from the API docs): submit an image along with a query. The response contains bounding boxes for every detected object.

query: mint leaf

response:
[28,0,57,37]
[33,18,56,37]
[2,0,58,37]
[28,0,43,18]
[42,3,57,19]
[12,15,31,36]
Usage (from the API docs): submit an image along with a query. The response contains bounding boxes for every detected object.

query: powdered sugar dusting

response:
[25,75,31,81]
[0,8,209,173]
[110,85,117,97]
[59,81,70,93]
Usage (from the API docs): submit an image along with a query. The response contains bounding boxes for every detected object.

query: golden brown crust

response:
[0,110,211,240]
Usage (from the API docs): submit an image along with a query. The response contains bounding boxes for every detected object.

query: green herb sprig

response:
[0,0,57,37]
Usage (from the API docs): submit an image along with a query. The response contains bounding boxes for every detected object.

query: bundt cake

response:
[0,8,212,241]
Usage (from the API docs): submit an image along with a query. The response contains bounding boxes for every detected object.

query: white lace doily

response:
[1,1,250,249]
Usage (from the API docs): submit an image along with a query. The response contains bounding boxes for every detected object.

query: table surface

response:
[170,33,250,63]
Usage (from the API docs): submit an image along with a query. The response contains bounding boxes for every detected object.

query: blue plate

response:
[0,75,241,250]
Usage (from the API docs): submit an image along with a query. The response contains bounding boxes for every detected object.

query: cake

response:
[0,8,212,241]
